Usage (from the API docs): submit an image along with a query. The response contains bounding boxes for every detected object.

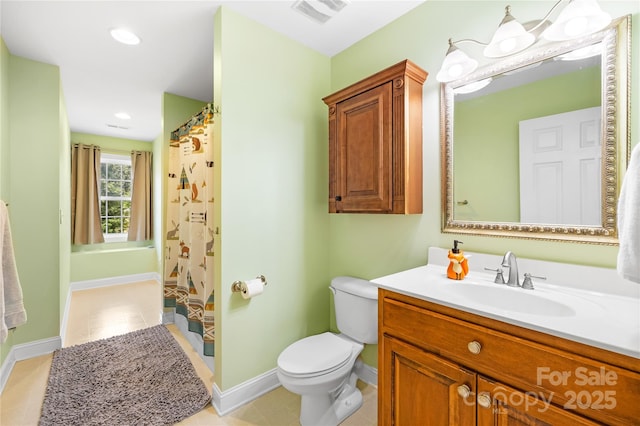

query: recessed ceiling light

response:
[114,112,131,120]
[110,28,141,45]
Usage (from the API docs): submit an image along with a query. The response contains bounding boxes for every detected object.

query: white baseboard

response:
[70,272,161,292]
[212,368,281,416]
[356,361,378,387]
[0,336,61,394]
[211,362,376,417]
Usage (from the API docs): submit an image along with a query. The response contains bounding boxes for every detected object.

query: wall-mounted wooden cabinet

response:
[322,60,427,214]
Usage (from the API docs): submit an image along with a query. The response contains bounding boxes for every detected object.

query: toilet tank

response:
[330,276,378,344]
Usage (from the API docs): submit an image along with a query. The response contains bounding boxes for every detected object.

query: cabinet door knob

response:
[456,384,471,399]
[477,392,492,408]
[467,340,482,354]
[335,196,342,201]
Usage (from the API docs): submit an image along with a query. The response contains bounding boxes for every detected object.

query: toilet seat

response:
[277,332,354,378]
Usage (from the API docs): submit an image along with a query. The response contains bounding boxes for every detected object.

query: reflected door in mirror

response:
[519,107,601,225]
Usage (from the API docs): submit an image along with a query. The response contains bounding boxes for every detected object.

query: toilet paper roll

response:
[241,278,264,299]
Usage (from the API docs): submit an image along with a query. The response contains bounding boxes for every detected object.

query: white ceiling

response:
[1,0,426,141]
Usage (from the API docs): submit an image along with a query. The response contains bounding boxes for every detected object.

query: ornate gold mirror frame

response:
[441,15,631,245]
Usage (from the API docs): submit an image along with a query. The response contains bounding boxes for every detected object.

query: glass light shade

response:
[453,78,493,94]
[555,42,602,60]
[484,19,535,58]
[436,47,478,83]
[110,28,141,45]
[542,0,611,41]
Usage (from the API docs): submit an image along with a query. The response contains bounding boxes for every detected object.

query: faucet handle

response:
[522,273,546,290]
[484,267,506,284]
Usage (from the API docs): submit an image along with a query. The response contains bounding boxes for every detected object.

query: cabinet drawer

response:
[382,297,640,425]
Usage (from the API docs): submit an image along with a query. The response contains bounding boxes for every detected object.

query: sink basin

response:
[443,283,577,317]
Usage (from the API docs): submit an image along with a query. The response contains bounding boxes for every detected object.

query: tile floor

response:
[0,280,377,425]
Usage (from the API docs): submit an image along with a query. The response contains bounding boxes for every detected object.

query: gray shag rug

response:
[39,325,211,426]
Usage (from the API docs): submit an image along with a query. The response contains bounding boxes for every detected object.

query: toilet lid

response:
[278,332,353,377]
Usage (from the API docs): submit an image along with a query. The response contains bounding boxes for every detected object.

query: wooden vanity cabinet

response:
[322,60,427,214]
[379,289,640,425]
[382,334,477,424]
[475,377,598,425]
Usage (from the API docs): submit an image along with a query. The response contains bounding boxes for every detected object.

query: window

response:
[100,153,132,242]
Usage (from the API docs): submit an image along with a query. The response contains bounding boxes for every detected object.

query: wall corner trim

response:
[356,361,378,387]
[212,368,280,416]
[0,336,61,395]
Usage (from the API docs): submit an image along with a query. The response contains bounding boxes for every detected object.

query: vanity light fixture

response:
[110,28,141,45]
[542,0,611,40]
[435,39,480,83]
[436,0,611,82]
[483,6,535,58]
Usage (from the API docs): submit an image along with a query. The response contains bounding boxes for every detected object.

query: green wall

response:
[0,38,9,199]
[328,1,639,368]
[0,38,9,364]
[455,66,601,222]
[69,248,157,282]
[213,7,331,391]
[1,54,64,364]
[71,132,152,153]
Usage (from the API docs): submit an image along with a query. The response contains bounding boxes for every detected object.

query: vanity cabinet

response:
[379,289,640,425]
[322,60,427,214]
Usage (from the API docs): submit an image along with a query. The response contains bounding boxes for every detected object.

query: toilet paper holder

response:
[231,275,267,293]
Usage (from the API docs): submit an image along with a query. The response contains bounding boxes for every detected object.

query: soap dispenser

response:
[447,240,469,280]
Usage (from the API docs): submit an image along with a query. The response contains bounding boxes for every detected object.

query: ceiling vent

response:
[106,123,130,130]
[292,0,349,24]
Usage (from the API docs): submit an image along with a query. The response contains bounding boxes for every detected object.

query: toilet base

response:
[299,372,363,426]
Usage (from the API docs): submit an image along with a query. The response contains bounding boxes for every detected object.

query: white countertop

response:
[372,249,640,359]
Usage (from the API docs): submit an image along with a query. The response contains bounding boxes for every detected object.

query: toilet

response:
[277,276,378,426]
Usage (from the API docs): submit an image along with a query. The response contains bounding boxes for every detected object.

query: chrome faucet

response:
[501,251,520,287]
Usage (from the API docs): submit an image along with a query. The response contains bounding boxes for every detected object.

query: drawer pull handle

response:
[467,340,482,354]
[477,392,492,408]
[456,384,471,399]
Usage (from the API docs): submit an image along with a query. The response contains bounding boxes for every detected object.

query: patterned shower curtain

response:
[164,104,216,357]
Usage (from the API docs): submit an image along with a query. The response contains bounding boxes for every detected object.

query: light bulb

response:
[564,16,589,37]
[110,28,141,45]
[448,64,463,79]
[499,38,517,54]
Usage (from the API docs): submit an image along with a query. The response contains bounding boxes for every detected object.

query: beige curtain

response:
[128,151,153,241]
[71,144,104,244]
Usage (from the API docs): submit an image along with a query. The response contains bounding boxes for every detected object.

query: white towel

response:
[1,200,27,343]
[617,144,640,284]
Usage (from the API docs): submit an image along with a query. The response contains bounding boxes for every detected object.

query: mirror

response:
[441,15,630,245]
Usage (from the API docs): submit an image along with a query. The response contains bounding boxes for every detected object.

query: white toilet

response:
[277,276,378,426]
